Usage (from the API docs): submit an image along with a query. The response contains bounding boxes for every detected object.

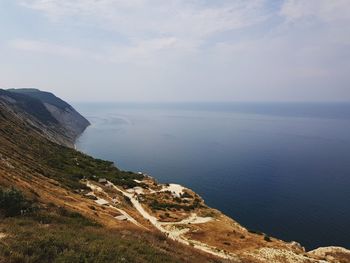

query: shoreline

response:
[73,120,350,261]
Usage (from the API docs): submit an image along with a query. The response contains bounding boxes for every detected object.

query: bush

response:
[123,196,132,205]
[0,187,30,217]
[180,192,192,198]
[264,234,272,242]
[248,229,263,235]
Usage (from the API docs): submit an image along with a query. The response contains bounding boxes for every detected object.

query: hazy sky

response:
[1,0,350,102]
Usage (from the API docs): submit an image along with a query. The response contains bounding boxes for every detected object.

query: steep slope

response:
[0,91,349,263]
[7,88,90,145]
[0,89,57,125]
[0,100,220,263]
[0,89,73,147]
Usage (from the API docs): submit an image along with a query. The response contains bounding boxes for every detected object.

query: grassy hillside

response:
[0,197,211,263]
[0,101,222,263]
[1,94,349,263]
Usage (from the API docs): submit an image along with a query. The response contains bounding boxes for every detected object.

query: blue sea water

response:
[74,102,350,250]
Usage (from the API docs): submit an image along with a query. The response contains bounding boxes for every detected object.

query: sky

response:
[1,0,350,102]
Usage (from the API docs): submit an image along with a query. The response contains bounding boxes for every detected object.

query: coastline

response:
[74,123,350,262]
[73,104,350,250]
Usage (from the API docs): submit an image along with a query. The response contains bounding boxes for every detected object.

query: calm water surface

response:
[74,102,350,250]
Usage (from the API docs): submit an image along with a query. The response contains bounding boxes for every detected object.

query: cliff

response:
[1,88,90,147]
[0,90,349,263]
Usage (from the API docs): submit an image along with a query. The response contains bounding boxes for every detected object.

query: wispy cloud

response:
[9,39,85,58]
[280,0,350,23]
[18,0,270,43]
[14,0,272,64]
[2,0,350,101]
[9,36,197,65]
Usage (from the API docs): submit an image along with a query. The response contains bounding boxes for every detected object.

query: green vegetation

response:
[0,103,144,191]
[0,188,209,263]
[150,199,202,212]
[179,192,192,199]
[0,187,32,217]
[41,143,145,189]
[0,208,191,263]
[247,229,271,241]
[123,195,132,205]
[248,229,264,235]
[263,234,272,242]
[0,93,222,263]
[198,209,217,218]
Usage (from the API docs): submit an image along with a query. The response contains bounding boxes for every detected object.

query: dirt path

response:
[85,182,147,229]
[110,206,147,229]
[108,181,239,260]
[160,213,213,225]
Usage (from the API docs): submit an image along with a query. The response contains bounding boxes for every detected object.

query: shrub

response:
[180,192,192,198]
[264,234,272,242]
[0,187,30,217]
[123,196,132,205]
[248,229,263,235]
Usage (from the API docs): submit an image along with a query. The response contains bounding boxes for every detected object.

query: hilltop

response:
[0,89,349,263]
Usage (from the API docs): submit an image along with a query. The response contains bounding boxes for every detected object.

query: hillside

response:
[7,88,90,143]
[0,90,349,263]
[0,94,217,263]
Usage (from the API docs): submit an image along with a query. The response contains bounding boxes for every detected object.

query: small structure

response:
[98,178,107,184]
[95,198,109,206]
[115,215,128,221]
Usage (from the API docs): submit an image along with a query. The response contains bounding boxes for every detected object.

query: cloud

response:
[8,36,196,66]
[279,0,350,50]
[18,0,270,41]
[9,39,85,58]
[15,0,272,66]
[13,1,350,66]
[4,0,350,101]
[280,0,350,23]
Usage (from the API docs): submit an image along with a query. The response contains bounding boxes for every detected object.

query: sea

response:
[74,102,350,250]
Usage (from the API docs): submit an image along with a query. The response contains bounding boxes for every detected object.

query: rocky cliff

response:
[0,88,89,147]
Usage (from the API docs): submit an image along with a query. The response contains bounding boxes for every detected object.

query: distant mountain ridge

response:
[0,88,90,147]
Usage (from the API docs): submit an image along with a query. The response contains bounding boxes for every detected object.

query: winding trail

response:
[108,181,239,260]
[85,182,147,229]
[160,213,213,225]
[110,206,147,229]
